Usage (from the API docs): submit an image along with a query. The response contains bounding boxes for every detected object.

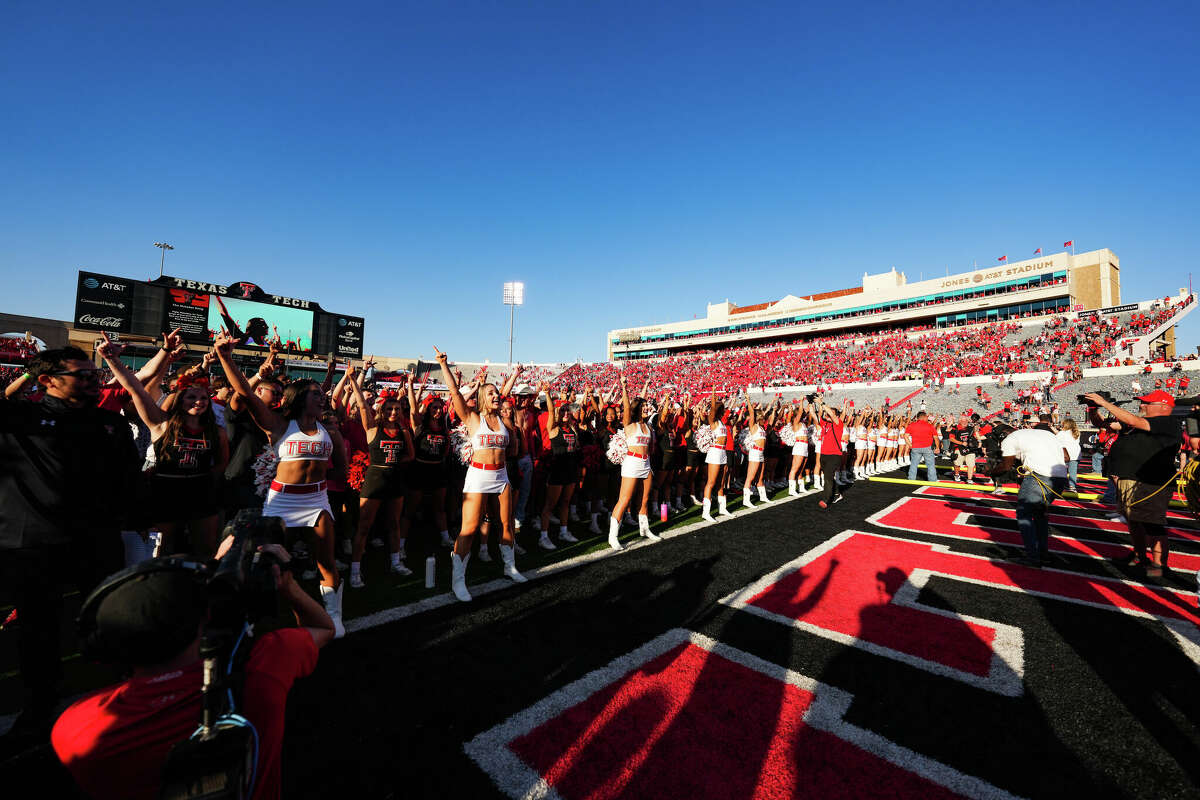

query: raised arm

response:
[346,363,376,434]
[500,364,520,398]
[620,375,632,427]
[95,333,169,434]
[406,373,421,430]
[543,384,561,438]
[213,331,285,439]
[708,387,718,425]
[435,347,473,425]
[320,352,337,394]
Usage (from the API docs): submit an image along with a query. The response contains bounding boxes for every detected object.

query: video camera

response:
[159,509,288,800]
[1076,390,1129,407]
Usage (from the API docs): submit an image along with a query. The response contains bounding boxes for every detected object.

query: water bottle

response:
[660,502,669,522]
[425,556,436,589]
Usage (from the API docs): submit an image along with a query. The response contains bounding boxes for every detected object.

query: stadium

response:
[3,242,1200,800]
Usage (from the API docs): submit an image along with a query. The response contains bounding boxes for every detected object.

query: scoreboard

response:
[73,271,364,358]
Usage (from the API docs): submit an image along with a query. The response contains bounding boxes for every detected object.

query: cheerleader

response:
[853,411,870,479]
[701,388,731,521]
[538,387,582,550]
[212,332,348,636]
[866,415,879,475]
[808,412,824,490]
[651,391,675,516]
[434,347,525,602]
[346,366,414,588]
[399,385,453,549]
[787,402,816,496]
[683,405,704,504]
[897,412,912,467]
[786,402,810,495]
[97,336,228,558]
[742,402,771,506]
[666,395,691,511]
[607,375,661,549]
[765,411,786,490]
[588,394,622,531]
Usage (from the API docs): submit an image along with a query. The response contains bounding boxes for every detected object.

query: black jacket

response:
[0,395,139,549]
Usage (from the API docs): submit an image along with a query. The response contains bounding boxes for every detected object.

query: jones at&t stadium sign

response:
[938,259,1058,290]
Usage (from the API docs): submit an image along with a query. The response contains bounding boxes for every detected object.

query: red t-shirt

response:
[819,418,844,455]
[905,419,936,449]
[52,628,319,800]
[97,386,130,413]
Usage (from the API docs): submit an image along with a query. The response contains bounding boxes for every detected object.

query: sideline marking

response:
[345,487,817,634]
[464,628,1024,800]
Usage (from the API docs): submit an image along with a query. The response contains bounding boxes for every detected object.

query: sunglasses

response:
[51,368,102,379]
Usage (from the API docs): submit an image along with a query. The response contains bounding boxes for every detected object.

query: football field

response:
[4,476,1199,798]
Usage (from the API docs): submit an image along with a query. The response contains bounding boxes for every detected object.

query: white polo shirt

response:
[1001,428,1068,478]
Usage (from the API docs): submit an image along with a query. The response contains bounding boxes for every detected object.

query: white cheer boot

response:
[319,583,346,639]
[500,544,527,583]
[450,552,472,602]
[638,514,661,541]
[718,495,732,517]
[608,516,623,550]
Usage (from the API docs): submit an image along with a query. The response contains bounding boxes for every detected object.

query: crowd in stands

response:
[0,336,39,364]
[571,297,1194,397]
[622,274,1071,346]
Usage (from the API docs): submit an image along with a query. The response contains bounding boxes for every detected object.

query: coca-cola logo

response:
[79,314,124,327]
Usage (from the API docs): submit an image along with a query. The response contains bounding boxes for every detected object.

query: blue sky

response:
[3,1,1199,363]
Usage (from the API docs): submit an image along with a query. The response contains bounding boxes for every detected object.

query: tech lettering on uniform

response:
[283,440,331,458]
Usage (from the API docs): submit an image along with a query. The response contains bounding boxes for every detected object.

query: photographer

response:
[1084,390,1183,577]
[991,414,1069,567]
[51,539,334,799]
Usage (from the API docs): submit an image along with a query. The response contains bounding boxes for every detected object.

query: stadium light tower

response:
[153,242,174,278]
[503,281,525,364]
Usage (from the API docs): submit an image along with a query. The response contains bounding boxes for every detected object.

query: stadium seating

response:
[547,297,1190,397]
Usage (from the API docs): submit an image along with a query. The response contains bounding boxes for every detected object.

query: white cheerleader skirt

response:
[748,448,765,463]
[463,462,509,494]
[705,448,728,466]
[791,442,808,457]
[856,439,868,450]
[621,453,652,479]
[263,481,333,529]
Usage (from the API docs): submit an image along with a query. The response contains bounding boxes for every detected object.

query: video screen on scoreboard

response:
[206,296,313,351]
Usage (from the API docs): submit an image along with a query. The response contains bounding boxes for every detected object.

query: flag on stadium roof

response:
[1034,247,1042,254]
[1064,240,1073,247]
[997,255,1007,262]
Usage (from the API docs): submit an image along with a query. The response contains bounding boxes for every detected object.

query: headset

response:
[77,556,212,664]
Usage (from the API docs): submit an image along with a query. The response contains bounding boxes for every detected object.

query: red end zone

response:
[719,530,1200,696]
[465,629,1021,800]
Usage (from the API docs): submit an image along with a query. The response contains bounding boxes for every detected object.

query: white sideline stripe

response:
[345,486,820,634]
[464,628,1025,800]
